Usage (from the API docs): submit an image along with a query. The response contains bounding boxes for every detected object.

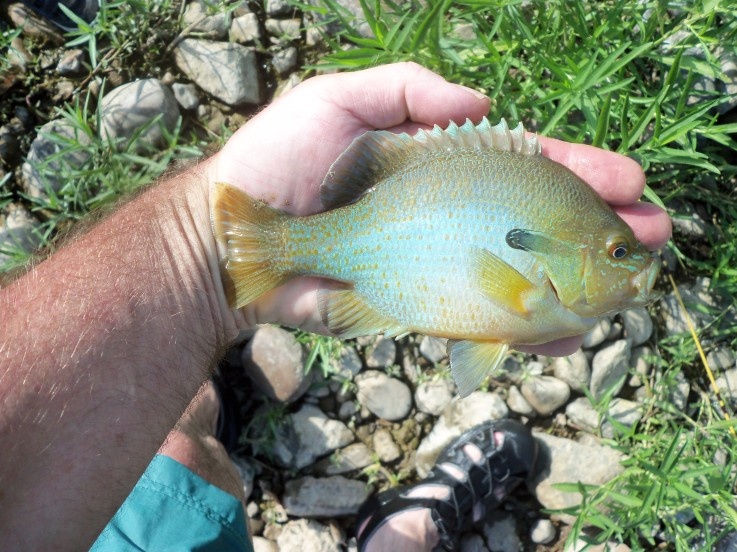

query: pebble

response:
[265,18,302,41]
[56,49,85,77]
[21,118,92,200]
[372,428,401,462]
[628,346,652,387]
[337,400,358,421]
[672,211,708,238]
[99,79,180,152]
[590,339,631,400]
[313,442,372,475]
[530,432,624,517]
[272,47,298,75]
[8,37,32,71]
[414,379,453,415]
[7,2,64,44]
[272,404,353,469]
[183,0,232,39]
[520,376,570,416]
[0,203,41,262]
[355,370,412,421]
[283,475,369,517]
[231,456,256,501]
[621,308,653,346]
[171,83,200,111]
[365,337,396,368]
[266,0,294,16]
[415,391,508,477]
[565,398,599,433]
[253,536,278,552]
[230,13,262,44]
[242,325,312,403]
[582,317,612,349]
[551,349,590,392]
[506,385,535,416]
[483,512,520,552]
[419,336,447,363]
[276,519,342,552]
[332,346,363,379]
[174,39,263,106]
[601,399,643,439]
[659,285,713,336]
[707,347,735,371]
[530,518,556,544]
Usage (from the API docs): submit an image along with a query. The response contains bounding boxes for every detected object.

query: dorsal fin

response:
[320,118,541,210]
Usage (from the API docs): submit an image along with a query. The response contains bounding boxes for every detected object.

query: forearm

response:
[0,160,235,549]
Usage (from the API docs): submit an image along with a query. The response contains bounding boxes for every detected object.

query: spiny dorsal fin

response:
[320,118,540,210]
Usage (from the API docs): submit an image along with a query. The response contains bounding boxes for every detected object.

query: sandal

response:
[356,418,538,551]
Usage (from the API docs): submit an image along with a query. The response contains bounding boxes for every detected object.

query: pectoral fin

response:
[506,228,576,256]
[447,340,509,397]
[318,288,406,339]
[472,248,537,315]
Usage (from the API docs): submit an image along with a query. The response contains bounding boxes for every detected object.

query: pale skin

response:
[0,63,671,551]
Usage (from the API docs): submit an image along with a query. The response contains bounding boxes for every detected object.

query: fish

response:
[211,118,660,397]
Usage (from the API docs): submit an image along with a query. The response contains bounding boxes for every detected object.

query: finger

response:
[614,202,672,250]
[538,136,646,205]
[319,62,490,129]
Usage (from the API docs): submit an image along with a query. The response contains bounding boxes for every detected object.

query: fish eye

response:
[606,236,629,260]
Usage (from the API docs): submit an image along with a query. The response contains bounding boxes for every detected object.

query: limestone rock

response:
[174,39,263,106]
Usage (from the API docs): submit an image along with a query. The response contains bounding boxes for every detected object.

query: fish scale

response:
[212,118,660,396]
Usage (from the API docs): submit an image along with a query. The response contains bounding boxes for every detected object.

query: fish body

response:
[213,118,660,396]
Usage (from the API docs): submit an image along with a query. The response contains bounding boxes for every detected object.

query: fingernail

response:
[456,84,488,101]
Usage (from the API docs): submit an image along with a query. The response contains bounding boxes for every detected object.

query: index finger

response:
[538,136,646,205]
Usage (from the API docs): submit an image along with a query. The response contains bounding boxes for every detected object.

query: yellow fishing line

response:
[668,274,737,437]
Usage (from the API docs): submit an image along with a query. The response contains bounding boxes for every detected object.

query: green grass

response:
[297,0,737,547]
[4,0,737,547]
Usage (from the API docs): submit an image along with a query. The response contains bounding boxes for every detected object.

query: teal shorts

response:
[91,454,253,551]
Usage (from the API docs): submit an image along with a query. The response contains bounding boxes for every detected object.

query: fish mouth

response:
[631,255,661,303]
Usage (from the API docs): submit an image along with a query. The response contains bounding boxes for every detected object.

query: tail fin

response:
[211,183,289,309]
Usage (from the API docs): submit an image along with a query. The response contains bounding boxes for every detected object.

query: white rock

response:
[265,18,301,41]
[420,336,448,363]
[252,536,278,552]
[590,340,631,400]
[99,79,180,151]
[415,379,453,415]
[621,308,653,346]
[506,385,535,416]
[627,346,652,387]
[530,432,624,517]
[565,397,599,433]
[707,347,735,371]
[183,0,231,39]
[272,46,298,75]
[174,39,262,105]
[529,518,556,544]
[355,370,412,421]
[314,442,373,475]
[242,325,311,403]
[0,203,41,261]
[172,82,200,111]
[231,13,261,43]
[276,519,341,552]
[551,349,591,392]
[415,392,508,477]
[273,404,354,469]
[373,428,401,462]
[22,119,92,198]
[582,317,612,349]
[283,476,369,517]
[365,337,396,368]
[520,376,570,416]
[601,399,643,439]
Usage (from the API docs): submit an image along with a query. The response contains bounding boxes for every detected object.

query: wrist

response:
[165,155,251,345]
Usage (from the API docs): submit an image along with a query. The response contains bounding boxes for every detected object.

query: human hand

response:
[207,62,671,354]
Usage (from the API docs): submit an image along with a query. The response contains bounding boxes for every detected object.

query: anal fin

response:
[318,289,406,339]
[448,340,509,397]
